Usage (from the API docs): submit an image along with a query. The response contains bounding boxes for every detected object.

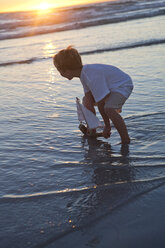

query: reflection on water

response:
[43,41,54,58]
[2,111,165,248]
[81,136,134,186]
[64,133,165,240]
[61,136,136,232]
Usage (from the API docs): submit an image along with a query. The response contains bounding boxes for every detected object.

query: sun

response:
[37,2,52,14]
[39,2,50,10]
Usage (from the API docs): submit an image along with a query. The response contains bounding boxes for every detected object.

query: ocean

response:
[0,0,165,247]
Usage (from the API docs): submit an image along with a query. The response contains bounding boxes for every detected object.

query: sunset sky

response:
[0,0,110,13]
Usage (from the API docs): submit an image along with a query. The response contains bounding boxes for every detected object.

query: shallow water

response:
[0,12,165,248]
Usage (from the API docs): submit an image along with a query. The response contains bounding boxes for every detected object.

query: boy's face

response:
[57,68,73,80]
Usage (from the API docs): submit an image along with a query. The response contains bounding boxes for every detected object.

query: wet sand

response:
[46,183,165,248]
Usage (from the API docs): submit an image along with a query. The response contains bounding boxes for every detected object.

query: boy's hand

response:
[103,126,111,139]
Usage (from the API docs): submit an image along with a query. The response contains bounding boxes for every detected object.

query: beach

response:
[46,183,165,248]
[0,0,165,247]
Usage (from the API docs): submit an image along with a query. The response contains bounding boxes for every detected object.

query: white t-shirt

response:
[80,64,133,103]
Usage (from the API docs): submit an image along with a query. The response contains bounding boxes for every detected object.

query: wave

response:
[0,57,39,67]
[2,175,165,201]
[1,38,165,67]
[0,0,165,41]
[0,57,49,67]
[1,9,165,41]
[81,39,165,55]
[125,111,165,120]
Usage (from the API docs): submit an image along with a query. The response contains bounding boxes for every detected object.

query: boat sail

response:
[76,97,102,129]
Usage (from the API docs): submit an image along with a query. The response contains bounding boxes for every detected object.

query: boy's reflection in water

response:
[81,136,134,187]
[67,136,135,228]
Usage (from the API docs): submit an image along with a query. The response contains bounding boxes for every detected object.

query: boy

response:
[53,46,133,144]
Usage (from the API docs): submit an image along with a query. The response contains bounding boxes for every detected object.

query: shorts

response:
[104,92,127,111]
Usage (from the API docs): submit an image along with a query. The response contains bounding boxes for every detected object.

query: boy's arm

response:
[97,96,111,138]
[84,91,96,115]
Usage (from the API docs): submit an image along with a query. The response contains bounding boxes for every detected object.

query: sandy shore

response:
[45,183,165,248]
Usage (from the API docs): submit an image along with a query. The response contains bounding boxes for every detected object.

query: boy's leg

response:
[105,108,130,144]
[104,92,130,144]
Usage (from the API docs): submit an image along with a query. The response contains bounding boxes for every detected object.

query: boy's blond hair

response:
[53,46,82,71]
